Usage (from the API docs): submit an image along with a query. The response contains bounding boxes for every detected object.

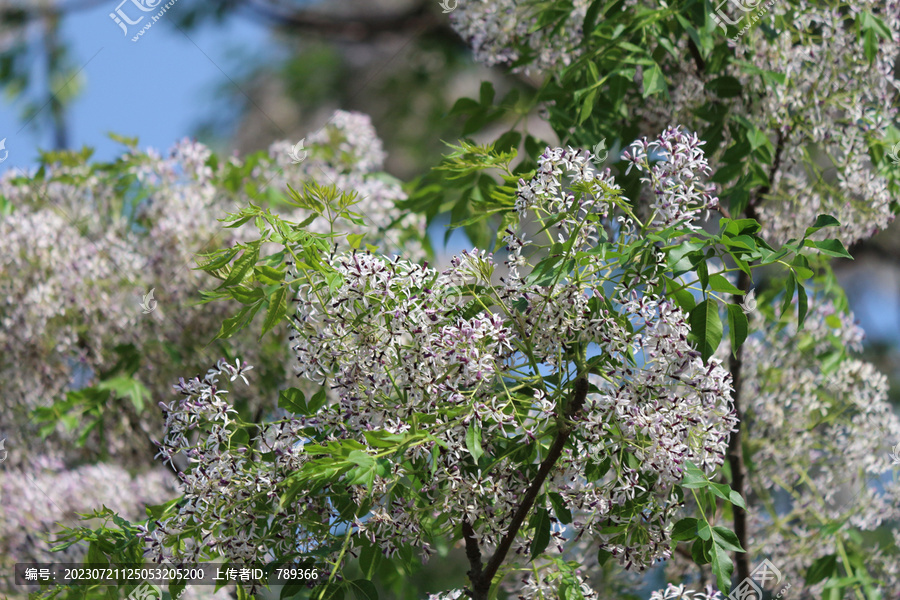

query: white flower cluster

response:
[451,0,899,245]
[449,0,590,74]
[0,111,412,581]
[673,301,900,595]
[639,0,899,245]
[624,127,719,231]
[143,359,272,565]
[149,129,737,592]
[0,207,140,430]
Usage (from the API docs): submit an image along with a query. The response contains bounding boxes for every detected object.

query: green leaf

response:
[708,273,742,294]
[692,538,711,565]
[642,63,667,98]
[359,541,382,580]
[712,526,744,553]
[346,579,378,600]
[347,233,365,249]
[216,303,262,340]
[529,506,552,559]
[681,461,708,489]
[781,273,796,318]
[805,214,840,236]
[806,554,838,585]
[797,282,808,327]
[465,421,484,462]
[710,540,734,592]
[255,265,285,285]
[279,388,307,413]
[708,482,736,505]
[726,304,749,353]
[495,131,522,153]
[87,541,108,565]
[548,492,573,525]
[697,520,711,541]
[262,285,288,338]
[96,376,150,412]
[688,300,723,362]
[812,238,853,259]
[597,548,612,567]
[221,246,259,288]
[671,518,699,542]
[729,490,746,509]
[705,76,743,98]
[308,388,328,414]
[314,583,345,600]
[230,286,265,305]
[479,81,495,105]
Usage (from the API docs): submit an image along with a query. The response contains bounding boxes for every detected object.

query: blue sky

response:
[0,0,273,171]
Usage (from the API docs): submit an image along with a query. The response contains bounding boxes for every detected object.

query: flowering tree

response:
[6,0,900,599]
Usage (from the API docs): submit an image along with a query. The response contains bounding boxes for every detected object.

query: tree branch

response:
[240,0,447,42]
[466,376,590,600]
[727,268,752,586]
[462,517,484,591]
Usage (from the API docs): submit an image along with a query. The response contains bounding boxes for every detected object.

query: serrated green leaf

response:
[221,246,259,288]
[262,285,288,337]
[255,265,285,285]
